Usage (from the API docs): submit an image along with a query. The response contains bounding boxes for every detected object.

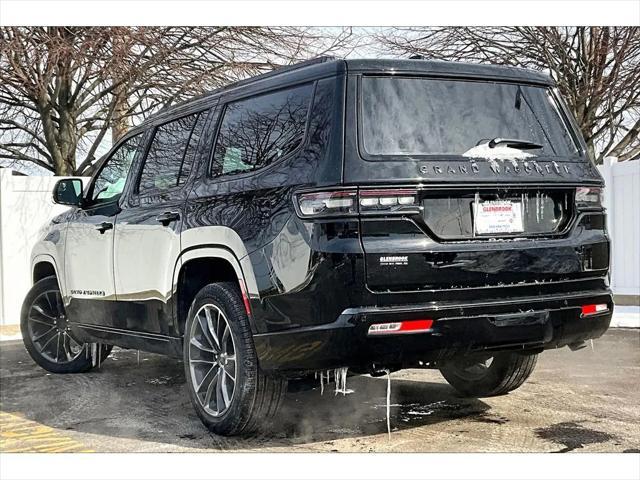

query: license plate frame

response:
[473,199,524,235]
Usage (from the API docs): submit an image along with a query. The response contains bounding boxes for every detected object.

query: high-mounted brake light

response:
[581,304,608,316]
[576,187,603,209]
[368,319,433,336]
[359,189,420,214]
[294,190,357,218]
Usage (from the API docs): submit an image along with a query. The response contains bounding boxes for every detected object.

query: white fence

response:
[0,163,638,326]
[0,169,87,325]
[598,158,640,298]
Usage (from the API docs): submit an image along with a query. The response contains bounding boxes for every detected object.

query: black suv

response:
[22,57,612,435]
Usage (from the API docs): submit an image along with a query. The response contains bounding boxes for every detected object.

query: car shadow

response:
[0,345,494,451]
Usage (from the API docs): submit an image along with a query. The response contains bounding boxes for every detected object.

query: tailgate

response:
[360,187,609,293]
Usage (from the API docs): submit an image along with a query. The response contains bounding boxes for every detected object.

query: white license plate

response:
[474,200,524,235]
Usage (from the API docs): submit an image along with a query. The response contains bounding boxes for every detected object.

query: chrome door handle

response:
[95,222,113,234]
[156,211,180,226]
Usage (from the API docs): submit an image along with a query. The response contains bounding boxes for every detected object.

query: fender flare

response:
[171,245,261,332]
[31,254,64,293]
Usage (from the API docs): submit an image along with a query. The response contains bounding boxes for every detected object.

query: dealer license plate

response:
[474,200,524,235]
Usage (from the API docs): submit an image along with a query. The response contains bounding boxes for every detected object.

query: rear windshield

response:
[360,76,579,159]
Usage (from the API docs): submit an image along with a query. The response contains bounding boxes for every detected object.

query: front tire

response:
[440,352,538,397]
[183,282,286,436]
[21,276,112,374]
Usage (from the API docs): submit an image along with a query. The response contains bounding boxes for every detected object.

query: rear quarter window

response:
[211,83,314,177]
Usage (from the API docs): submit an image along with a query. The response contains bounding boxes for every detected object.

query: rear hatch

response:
[358,185,609,292]
[345,71,607,293]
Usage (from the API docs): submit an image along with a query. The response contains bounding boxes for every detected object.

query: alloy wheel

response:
[26,290,84,363]
[188,304,237,417]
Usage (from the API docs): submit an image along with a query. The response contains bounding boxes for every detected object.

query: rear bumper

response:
[253,289,613,375]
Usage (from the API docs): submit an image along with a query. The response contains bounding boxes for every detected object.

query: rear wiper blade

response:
[488,138,543,150]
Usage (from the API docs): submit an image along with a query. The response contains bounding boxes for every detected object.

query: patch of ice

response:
[145,375,173,386]
[334,367,354,395]
[318,370,329,395]
[385,370,391,441]
[90,343,98,367]
[406,410,434,416]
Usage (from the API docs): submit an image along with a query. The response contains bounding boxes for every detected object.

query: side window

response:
[91,133,143,204]
[137,112,202,194]
[177,111,207,186]
[211,83,313,177]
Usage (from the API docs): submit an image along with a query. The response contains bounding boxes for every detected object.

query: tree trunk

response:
[585,139,599,165]
[111,86,130,142]
[53,28,78,176]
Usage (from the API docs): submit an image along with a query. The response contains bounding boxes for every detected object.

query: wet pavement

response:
[1,329,638,453]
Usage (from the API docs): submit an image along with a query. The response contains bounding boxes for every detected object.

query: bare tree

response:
[0,27,353,175]
[375,27,640,163]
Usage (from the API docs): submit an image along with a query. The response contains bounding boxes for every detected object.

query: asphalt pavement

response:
[1,329,638,453]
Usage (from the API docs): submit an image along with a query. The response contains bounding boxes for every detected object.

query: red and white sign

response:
[474,200,524,235]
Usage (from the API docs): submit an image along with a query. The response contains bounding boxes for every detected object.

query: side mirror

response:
[53,178,84,207]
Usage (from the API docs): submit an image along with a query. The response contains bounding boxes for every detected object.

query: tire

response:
[21,276,112,374]
[183,282,287,436]
[439,351,538,397]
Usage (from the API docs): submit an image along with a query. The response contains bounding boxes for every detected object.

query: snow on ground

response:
[609,305,640,328]
[0,332,22,342]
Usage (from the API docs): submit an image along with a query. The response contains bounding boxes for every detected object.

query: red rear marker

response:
[239,282,252,316]
[368,319,434,335]
[581,304,608,316]
[398,320,434,332]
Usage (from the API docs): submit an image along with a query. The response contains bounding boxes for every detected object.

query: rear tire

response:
[440,351,538,397]
[21,276,112,374]
[183,282,287,436]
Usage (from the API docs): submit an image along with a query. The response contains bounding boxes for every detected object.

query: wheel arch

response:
[173,246,260,337]
[31,255,61,286]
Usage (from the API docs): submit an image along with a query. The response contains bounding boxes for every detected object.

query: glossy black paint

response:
[362,212,609,292]
[253,291,613,374]
[39,58,611,373]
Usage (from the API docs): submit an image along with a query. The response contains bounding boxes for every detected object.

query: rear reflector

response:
[368,319,433,335]
[581,304,608,316]
[239,282,252,316]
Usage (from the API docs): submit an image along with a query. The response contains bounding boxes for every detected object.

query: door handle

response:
[95,221,113,234]
[156,211,180,226]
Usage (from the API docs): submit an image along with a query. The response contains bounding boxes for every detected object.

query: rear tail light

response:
[294,188,420,218]
[576,187,602,209]
[294,190,357,218]
[359,189,420,214]
[368,319,433,336]
[581,303,608,316]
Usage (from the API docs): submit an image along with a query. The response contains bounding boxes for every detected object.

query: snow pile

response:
[610,306,640,328]
[462,143,535,160]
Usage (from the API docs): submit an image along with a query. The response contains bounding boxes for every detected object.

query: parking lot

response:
[1,329,638,453]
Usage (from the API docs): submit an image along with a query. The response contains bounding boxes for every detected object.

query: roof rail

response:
[154,56,338,116]
[212,55,337,93]
[275,56,337,73]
